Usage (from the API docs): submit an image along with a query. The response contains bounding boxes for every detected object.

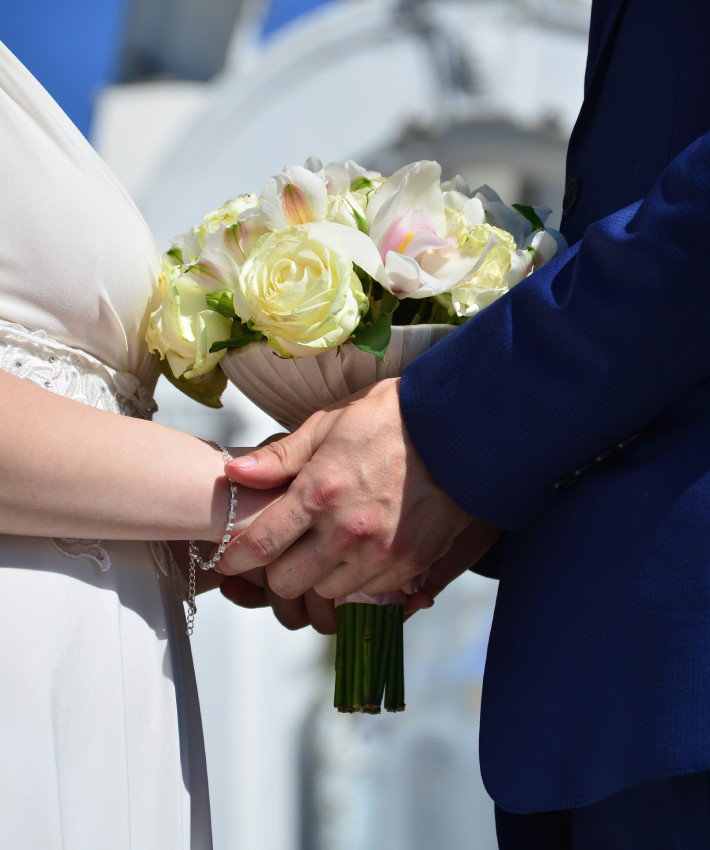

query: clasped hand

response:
[217,378,501,632]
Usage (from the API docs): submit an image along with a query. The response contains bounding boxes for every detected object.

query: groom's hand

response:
[219,378,473,600]
[219,575,337,634]
[403,519,502,618]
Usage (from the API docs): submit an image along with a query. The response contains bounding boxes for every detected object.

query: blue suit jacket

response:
[400,0,710,813]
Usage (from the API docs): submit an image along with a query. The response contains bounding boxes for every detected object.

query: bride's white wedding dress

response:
[0,43,212,848]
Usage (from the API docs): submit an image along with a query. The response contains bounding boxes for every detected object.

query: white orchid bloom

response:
[166,194,263,268]
[300,157,384,232]
[302,156,384,195]
[203,193,261,230]
[261,165,328,229]
[308,220,387,285]
[323,162,350,195]
[184,248,242,292]
[203,207,269,269]
[324,194,364,230]
[309,162,513,299]
[169,226,203,265]
[363,161,462,297]
[298,158,369,229]
[302,156,348,195]
[303,155,324,173]
[346,160,386,193]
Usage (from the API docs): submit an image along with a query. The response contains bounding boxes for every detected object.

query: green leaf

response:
[352,313,391,363]
[512,204,545,232]
[158,358,227,409]
[209,319,263,352]
[205,289,237,319]
[350,176,371,192]
[210,334,262,352]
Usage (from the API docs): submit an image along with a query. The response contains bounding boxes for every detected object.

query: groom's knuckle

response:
[305,474,344,513]
[338,512,380,547]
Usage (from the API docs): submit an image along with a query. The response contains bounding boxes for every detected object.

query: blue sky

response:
[3,0,332,137]
[4,0,128,137]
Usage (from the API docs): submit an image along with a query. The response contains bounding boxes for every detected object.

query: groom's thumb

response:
[225,417,327,488]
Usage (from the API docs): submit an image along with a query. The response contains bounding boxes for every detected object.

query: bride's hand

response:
[169,545,337,634]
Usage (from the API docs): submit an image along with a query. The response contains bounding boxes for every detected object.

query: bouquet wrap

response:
[220,324,456,431]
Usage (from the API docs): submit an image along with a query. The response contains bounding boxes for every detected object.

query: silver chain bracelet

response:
[186,442,236,636]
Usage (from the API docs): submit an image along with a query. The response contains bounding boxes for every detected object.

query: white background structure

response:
[92,2,591,847]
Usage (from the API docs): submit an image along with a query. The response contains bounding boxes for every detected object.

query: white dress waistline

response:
[0,317,158,420]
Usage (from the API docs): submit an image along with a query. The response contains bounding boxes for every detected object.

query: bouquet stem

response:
[334,600,405,714]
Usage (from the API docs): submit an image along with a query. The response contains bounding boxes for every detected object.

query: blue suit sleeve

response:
[400,130,710,532]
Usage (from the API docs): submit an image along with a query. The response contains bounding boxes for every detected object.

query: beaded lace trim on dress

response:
[0,318,187,598]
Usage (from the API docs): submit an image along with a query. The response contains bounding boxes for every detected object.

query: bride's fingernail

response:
[230,455,256,471]
[412,578,422,593]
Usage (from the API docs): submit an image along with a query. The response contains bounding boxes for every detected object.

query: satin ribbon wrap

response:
[334,590,407,607]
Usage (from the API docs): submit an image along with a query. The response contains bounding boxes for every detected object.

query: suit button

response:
[563,178,580,215]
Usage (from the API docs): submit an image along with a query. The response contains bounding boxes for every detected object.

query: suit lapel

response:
[584,0,630,95]
[565,0,631,163]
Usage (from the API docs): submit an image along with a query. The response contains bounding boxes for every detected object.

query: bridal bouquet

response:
[147,157,566,712]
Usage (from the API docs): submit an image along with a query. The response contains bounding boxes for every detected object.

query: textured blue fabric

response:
[495,772,710,849]
[400,0,710,813]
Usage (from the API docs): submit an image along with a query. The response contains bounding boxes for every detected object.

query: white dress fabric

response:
[0,42,212,849]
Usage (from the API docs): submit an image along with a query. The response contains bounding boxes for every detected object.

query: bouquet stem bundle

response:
[334,601,405,713]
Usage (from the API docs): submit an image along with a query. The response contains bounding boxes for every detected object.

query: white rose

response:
[450,239,517,318]
[234,224,368,358]
[146,261,232,380]
[450,226,568,318]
